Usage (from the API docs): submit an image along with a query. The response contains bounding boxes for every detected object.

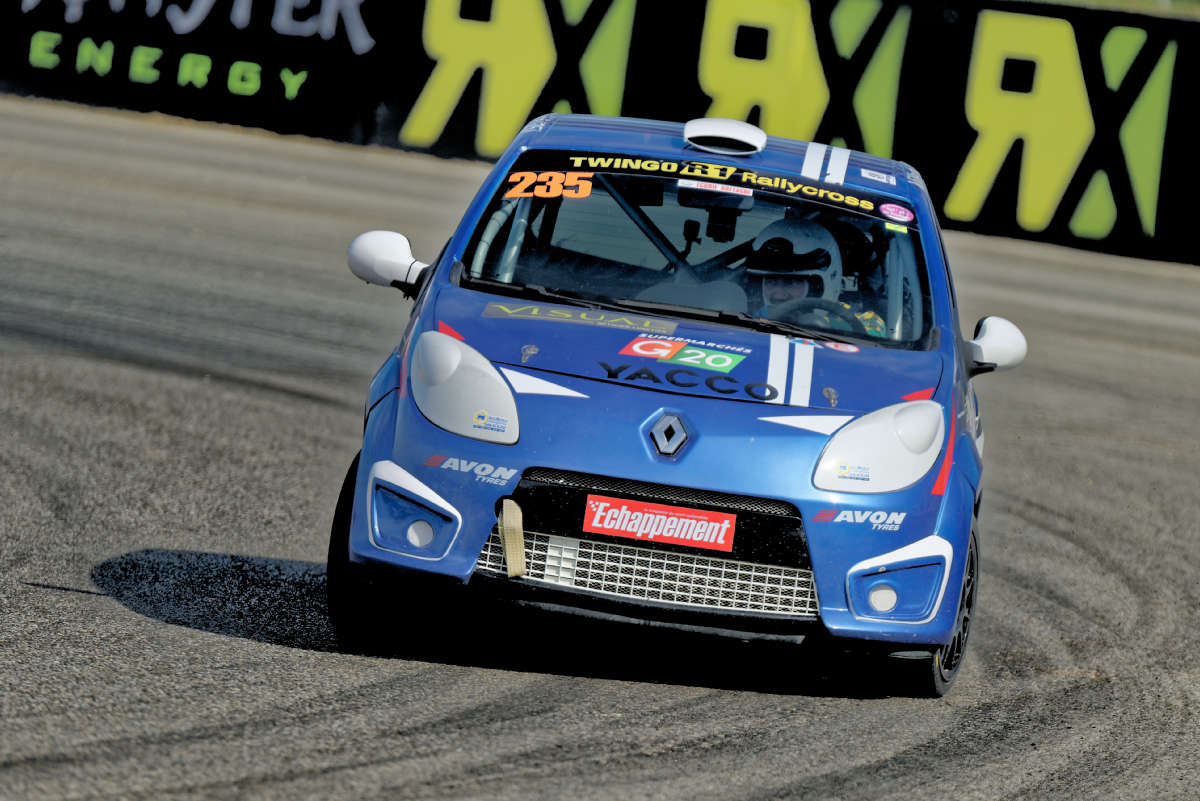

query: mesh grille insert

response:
[520,467,799,518]
[476,531,819,618]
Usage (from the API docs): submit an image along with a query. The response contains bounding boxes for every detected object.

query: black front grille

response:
[512,468,809,569]
[521,467,799,517]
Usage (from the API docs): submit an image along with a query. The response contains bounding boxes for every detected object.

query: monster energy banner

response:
[0,0,1192,263]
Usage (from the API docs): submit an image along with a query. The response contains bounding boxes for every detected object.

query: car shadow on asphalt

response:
[92,549,901,699]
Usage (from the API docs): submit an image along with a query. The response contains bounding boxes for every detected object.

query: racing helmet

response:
[743,218,843,302]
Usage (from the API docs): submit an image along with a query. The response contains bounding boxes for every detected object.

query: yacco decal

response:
[482,302,677,334]
[619,336,746,373]
[597,361,779,402]
[424,454,517,486]
[584,494,735,553]
[812,509,907,532]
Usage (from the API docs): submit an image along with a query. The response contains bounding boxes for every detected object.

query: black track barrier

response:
[1,0,1194,264]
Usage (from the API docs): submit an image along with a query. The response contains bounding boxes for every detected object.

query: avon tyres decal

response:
[812,508,906,532]
[425,454,517,486]
[620,336,746,374]
[584,494,735,553]
[482,302,677,335]
[598,361,779,402]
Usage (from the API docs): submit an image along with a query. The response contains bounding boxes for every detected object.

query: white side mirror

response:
[968,316,1027,376]
[347,231,429,294]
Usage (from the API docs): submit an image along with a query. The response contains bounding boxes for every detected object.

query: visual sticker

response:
[619,336,747,373]
[880,203,915,223]
[425,454,517,486]
[884,222,908,234]
[584,494,736,552]
[825,342,860,353]
[483,302,677,335]
[812,508,906,532]
[860,168,897,185]
[520,344,539,363]
[471,411,509,434]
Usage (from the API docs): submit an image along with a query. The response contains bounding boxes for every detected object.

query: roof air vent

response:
[683,118,767,156]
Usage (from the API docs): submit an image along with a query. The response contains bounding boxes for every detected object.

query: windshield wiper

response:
[462,275,630,312]
[613,297,863,345]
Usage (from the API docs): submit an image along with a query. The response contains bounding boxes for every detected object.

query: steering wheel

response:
[768,297,869,336]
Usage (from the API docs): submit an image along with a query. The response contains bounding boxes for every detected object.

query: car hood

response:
[434,290,943,414]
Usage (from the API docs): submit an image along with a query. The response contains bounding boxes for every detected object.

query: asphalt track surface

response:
[2,94,1199,800]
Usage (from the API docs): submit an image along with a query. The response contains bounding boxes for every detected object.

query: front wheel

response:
[893,527,979,697]
[326,453,381,652]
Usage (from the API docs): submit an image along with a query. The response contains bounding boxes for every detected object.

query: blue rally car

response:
[327,116,1026,696]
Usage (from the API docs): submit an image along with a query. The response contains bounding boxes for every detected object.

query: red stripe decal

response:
[438,321,465,340]
[903,387,935,402]
[424,454,447,467]
[813,509,837,522]
[931,401,955,496]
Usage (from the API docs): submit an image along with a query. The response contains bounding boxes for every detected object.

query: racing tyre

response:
[893,527,979,698]
[326,453,381,652]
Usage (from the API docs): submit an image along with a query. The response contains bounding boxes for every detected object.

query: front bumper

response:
[349,385,973,647]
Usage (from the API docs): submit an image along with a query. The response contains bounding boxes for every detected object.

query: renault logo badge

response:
[649,414,688,456]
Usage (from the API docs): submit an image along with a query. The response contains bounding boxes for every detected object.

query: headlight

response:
[409,331,519,444]
[813,400,944,493]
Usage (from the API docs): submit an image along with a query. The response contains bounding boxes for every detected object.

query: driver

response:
[744,218,885,336]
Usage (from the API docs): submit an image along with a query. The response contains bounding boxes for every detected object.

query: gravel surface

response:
[2,94,1198,800]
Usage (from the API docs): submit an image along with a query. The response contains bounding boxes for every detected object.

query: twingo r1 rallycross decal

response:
[812,509,907,532]
[424,454,517,486]
[619,336,747,373]
[482,302,678,335]
[561,152,918,224]
[584,495,735,553]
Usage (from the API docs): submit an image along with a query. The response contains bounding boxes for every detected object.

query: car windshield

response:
[459,150,933,347]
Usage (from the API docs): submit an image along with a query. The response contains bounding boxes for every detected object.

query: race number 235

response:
[504,171,594,199]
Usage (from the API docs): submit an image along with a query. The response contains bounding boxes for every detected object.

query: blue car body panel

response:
[346,115,986,648]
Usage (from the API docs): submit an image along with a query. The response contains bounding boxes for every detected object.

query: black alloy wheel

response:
[894,526,979,698]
